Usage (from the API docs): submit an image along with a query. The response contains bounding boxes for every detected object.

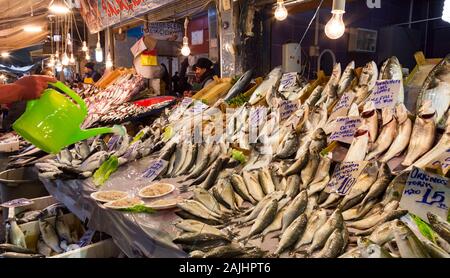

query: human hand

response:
[14,75,57,101]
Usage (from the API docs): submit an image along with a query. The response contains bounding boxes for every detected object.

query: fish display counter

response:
[23,53,450,258]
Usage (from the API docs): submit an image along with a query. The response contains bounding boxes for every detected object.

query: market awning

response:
[0,0,50,52]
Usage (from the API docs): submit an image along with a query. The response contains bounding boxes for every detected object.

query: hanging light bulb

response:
[69,53,75,64]
[48,55,55,67]
[443,0,450,23]
[1,52,10,58]
[86,51,91,61]
[325,0,346,40]
[67,33,72,46]
[61,52,69,66]
[82,41,88,52]
[95,33,103,62]
[181,18,191,57]
[105,52,113,69]
[24,25,43,33]
[49,0,70,15]
[55,60,63,71]
[274,0,288,21]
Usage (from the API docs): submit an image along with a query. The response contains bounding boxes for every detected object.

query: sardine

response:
[230,174,256,204]
[193,188,224,216]
[427,212,450,243]
[275,129,299,159]
[308,209,343,254]
[244,199,278,240]
[282,145,309,177]
[258,167,276,194]
[347,200,399,230]
[402,102,437,166]
[393,221,430,258]
[295,209,327,249]
[284,174,301,198]
[39,219,63,253]
[7,219,27,249]
[360,164,393,208]
[314,228,344,258]
[200,157,227,190]
[358,61,378,91]
[174,219,226,237]
[243,171,266,202]
[276,214,308,255]
[301,151,320,187]
[212,179,238,211]
[177,200,222,221]
[282,191,308,231]
[307,176,330,196]
[342,199,378,221]
[367,220,397,245]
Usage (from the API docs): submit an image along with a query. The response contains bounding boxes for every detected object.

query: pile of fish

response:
[2,205,82,258]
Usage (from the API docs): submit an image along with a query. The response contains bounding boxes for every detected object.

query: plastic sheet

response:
[40,154,190,258]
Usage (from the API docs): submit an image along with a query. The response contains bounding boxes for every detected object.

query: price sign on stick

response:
[328,116,362,144]
[326,161,369,195]
[142,159,168,181]
[367,80,401,109]
[280,100,299,121]
[400,167,450,223]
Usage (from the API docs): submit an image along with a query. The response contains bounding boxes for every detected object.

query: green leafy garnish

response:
[119,204,155,214]
[410,213,436,243]
[93,156,119,187]
[226,94,250,106]
[231,149,247,164]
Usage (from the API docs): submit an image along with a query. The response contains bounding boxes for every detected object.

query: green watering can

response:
[13,81,122,154]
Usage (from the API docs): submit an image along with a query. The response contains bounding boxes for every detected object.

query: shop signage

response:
[79,0,181,34]
[400,167,450,223]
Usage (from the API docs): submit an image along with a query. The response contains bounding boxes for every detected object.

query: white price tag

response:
[330,92,356,118]
[280,100,299,121]
[169,98,193,121]
[188,101,209,115]
[400,167,450,222]
[1,198,33,208]
[278,72,299,92]
[250,107,267,127]
[367,80,401,109]
[142,159,168,181]
[326,161,369,195]
[328,116,362,144]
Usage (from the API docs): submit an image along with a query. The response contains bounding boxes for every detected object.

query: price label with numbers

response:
[142,159,168,181]
[278,72,299,92]
[250,107,267,127]
[326,161,369,195]
[328,91,356,123]
[328,116,362,144]
[280,100,299,121]
[400,167,450,223]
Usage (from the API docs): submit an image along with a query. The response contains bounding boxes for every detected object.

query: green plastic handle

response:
[49,81,88,116]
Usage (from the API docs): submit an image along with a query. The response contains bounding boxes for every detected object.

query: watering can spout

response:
[70,125,126,146]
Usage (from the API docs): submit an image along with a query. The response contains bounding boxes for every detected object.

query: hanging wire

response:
[295,0,324,52]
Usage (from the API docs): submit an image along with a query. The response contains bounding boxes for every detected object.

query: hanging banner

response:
[79,0,182,34]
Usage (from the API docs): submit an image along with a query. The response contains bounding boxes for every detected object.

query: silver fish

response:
[244,199,278,240]
[337,61,355,97]
[282,190,308,232]
[347,200,399,230]
[393,221,430,258]
[359,163,393,208]
[39,219,63,253]
[305,85,324,107]
[308,209,343,254]
[230,174,256,204]
[176,143,198,176]
[284,174,301,198]
[295,208,327,249]
[381,104,413,162]
[339,163,378,210]
[343,127,370,162]
[282,144,309,177]
[193,188,224,216]
[249,67,283,105]
[427,212,450,243]
[417,54,450,124]
[367,220,397,245]
[366,107,398,160]
[55,209,73,244]
[258,167,276,195]
[37,238,53,257]
[275,129,299,159]
[313,228,344,258]
[213,179,238,211]
[353,85,370,105]
[301,151,320,187]
[358,238,392,258]
[174,220,226,237]
[177,200,222,221]
[379,56,404,103]
[402,101,436,166]
[7,219,27,249]
[361,101,378,142]
[359,61,378,91]
[276,214,308,255]
[243,171,266,202]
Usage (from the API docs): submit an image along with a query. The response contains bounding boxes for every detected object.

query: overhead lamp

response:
[69,53,75,64]
[55,60,63,71]
[86,51,91,61]
[48,55,55,67]
[325,0,346,40]
[181,18,191,57]
[24,25,43,33]
[274,0,288,21]
[67,33,72,46]
[82,41,88,52]
[61,52,69,66]
[105,52,113,69]
[95,33,103,62]
[49,0,71,15]
[0,74,6,81]
[443,0,450,23]
[1,52,10,58]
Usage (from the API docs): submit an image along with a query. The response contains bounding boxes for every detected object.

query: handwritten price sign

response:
[328,116,362,144]
[400,167,450,223]
[250,107,268,128]
[142,159,168,181]
[280,100,299,121]
[278,72,299,92]
[326,161,369,195]
[367,79,401,109]
[427,148,450,176]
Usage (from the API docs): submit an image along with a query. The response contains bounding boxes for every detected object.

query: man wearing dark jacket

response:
[83,62,102,84]
[192,58,215,91]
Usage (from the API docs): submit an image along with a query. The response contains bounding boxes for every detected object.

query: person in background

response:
[192,58,215,91]
[160,63,170,95]
[0,75,57,104]
[83,62,102,84]
[179,58,193,97]
[172,72,180,96]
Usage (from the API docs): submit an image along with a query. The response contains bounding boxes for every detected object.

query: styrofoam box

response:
[19,211,121,258]
[0,140,20,153]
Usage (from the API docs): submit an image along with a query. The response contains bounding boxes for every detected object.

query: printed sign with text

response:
[400,167,450,223]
